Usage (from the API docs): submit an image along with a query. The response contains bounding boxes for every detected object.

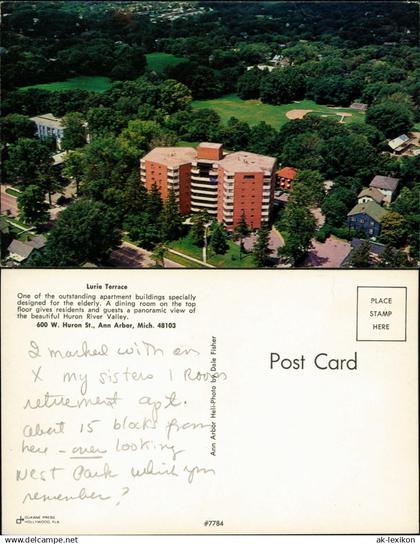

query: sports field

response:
[191,94,365,128]
[19,76,112,93]
[146,52,188,74]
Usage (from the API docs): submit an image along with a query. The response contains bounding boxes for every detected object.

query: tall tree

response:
[252,226,271,267]
[122,171,148,216]
[62,150,85,195]
[366,100,414,138]
[190,211,210,247]
[293,169,325,207]
[151,243,166,268]
[146,183,163,219]
[379,211,407,247]
[159,186,183,242]
[5,138,53,187]
[0,114,36,144]
[17,184,49,227]
[210,222,228,255]
[280,202,316,264]
[234,210,250,259]
[38,199,121,266]
[61,112,87,150]
[350,241,371,268]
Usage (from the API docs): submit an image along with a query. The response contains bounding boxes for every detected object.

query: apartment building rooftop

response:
[141,147,196,167]
[218,151,276,174]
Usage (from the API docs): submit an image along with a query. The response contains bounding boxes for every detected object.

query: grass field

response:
[191,94,366,129]
[146,52,188,74]
[19,76,112,93]
[168,230,255,268]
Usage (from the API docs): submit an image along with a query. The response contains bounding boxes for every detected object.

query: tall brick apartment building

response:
[140,147,196,214]
[140,143,277,229]
[216,151,276,229]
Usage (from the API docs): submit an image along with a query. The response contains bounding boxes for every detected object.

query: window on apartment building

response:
[244,175,255,179]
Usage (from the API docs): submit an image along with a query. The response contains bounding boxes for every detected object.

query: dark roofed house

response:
[26,234,46,250]
[7,240,34,263]
[341,239,387,267]
[7,235,46,264]
[358,187,384,205]
[347,201,386,238]
[369,175,400,204]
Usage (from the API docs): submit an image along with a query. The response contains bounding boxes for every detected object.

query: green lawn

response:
[191,94,366,129]
[146,52,188,74]
[19,76,112,93]
[168,231,255,268]
[164,250,205,268]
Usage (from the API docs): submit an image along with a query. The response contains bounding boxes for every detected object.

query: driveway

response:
[305,236,351,268]
[240,226,284,258]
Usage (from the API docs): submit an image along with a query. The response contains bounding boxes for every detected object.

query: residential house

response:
[388,134,412,154]
[341,239,387,267]
[276,166,297,191]
[369,175,400,203]
[357,187,384,205]
[30,113,64,150]
[347,201,386,237]
[7,235,46,264]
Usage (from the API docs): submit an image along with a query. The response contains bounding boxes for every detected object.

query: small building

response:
[30,113,64,150]
[27,234,46,250]
[388,134,412,154]
[7,235,46,264]
[369,175,400,203]
[350,102,368,111]
[7,240,34,263]
[357,187,384,205]
[347,201,386,238]
[276,166,297,191]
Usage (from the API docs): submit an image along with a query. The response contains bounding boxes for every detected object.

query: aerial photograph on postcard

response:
[1,1,419,268]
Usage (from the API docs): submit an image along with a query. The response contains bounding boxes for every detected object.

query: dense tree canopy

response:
[34,199,121,266]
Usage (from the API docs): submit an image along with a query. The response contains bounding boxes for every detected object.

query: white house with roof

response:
[357,187,384,205]
[388,134,412,154]
[30,113,64,150]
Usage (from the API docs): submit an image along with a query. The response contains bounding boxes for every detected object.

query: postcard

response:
[1,269,418,535]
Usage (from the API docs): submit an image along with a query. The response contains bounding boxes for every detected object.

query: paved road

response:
[109,242,184,269]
